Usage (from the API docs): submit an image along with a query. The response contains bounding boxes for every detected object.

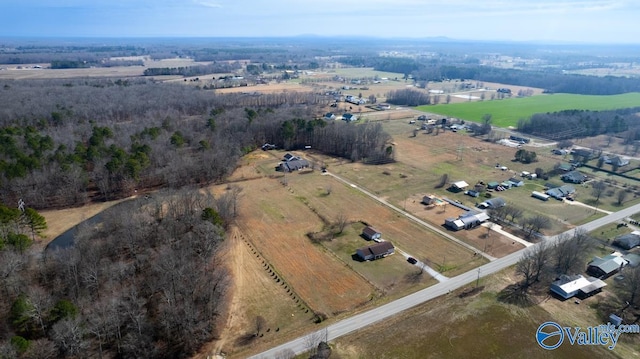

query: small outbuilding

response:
[508,178,524,187]
[356,241,395,261]
[449,181,469,192]
[362,226,382,241]
[531,191,550,201]
[487,181,500,190]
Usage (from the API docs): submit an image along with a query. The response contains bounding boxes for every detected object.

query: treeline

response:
[0,190,231,358]
[0,78,390,209]
[143,62,242,77]
[336,55,640,95]
[517,108,640,140]
[385,88,431,106]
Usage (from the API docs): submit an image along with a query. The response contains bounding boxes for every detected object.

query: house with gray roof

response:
[610,156,630,167]
[546,184,576,200]
[613,232,640,250]
[446,212,490,231]
[477,197,506,210]
[561,171,587,184]
[356,241,395,261]
[587,253,628,279]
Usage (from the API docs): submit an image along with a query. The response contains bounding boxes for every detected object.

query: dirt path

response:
[205,228,245,356]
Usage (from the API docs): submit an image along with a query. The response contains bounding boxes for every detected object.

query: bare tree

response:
[516,241,551,292]
[505,206,524,224]
[335,213,348,235]
[591,181,607,205]
[304,329,328,357]
[522,215,551,238]
[617,189,629,205]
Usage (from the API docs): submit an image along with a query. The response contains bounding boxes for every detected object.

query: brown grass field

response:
[330,268,636,359]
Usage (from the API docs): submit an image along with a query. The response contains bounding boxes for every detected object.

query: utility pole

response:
[476,268,481,288]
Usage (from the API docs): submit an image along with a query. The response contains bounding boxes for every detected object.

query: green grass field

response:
[417,93,640,127]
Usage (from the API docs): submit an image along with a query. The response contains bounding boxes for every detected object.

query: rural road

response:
[248,188,640,358]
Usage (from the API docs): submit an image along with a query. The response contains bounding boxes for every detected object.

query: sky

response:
[1,0,639,43]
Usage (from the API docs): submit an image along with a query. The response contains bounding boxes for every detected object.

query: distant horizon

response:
[2,1,639,45]
[1,35,638,47]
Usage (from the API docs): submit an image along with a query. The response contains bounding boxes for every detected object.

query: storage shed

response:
[362,226,382,241]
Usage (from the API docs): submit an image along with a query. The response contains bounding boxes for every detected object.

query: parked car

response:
[407,257,417,264]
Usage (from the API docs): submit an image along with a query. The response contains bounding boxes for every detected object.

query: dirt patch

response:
[38,197,131,247]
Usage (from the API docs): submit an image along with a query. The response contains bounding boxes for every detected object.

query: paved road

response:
[249,198,640,359]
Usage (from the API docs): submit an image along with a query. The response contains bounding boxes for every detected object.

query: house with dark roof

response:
[561,171,587,184]
[550,274,607,300]
[277,155,310,172]
[361,226,382,241]
[571,148,597,160]
[558,163,573,172]
[587,253,628,279]
[324,112,336,120]
[342,113,358,122]
[613,232,640,250]
[546,185,576,200]
[356,241,395,261]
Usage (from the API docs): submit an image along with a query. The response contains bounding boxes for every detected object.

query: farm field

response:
[418,92,640,127]
[230,176,375,317]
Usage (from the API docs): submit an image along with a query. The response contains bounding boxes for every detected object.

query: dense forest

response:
[0,79,393,209]
[517,107,640,140]
[0,189,232,358]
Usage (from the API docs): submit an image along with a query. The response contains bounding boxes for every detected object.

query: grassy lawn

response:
[416,92,640,127]
[322,222,436,292]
